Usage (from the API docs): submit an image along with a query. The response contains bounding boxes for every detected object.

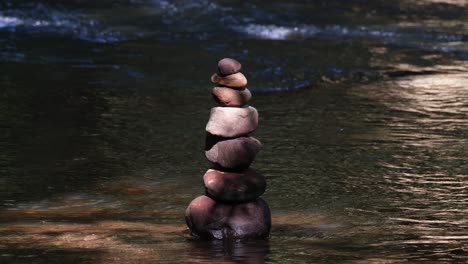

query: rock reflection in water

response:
[344,71,468,262]
[187,240,270,264]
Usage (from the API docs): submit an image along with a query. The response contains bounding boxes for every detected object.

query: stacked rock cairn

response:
[185,58,271,240]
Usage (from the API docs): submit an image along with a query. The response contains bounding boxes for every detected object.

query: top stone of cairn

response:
[217,58,242,76]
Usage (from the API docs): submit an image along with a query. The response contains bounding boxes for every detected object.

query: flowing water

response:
[0,0,467,263]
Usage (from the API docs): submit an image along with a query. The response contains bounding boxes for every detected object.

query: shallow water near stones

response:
[1,0,468,263]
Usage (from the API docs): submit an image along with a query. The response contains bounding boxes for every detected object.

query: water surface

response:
[1,0,467,263]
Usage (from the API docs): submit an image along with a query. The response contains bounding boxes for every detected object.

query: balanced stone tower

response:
[185,58,271,240]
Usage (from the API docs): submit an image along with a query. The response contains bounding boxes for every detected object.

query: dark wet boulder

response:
[211,72,247,88]
[211,87,252,107]
[185,195,271,240]
[205,134,262,171]
[203,169,266,203]
[217,58,242,76]
[206,106,258,138]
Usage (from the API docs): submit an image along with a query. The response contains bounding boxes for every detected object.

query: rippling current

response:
[1,0,467,263]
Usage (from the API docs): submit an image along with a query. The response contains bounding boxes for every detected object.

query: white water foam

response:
[236,23,466,55]
[236,23,399,40]
[0,12,124,43]
[0,2,128,43]
[240,24,319,40]
[0,15,23,28]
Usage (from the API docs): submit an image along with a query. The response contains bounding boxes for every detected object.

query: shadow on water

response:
[0,205,378,263]
[0,42,215,204]
[0,248,103,264]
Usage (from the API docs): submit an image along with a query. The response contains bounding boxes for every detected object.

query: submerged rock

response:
[206,106,258,138]
[205,134,262,171]
[211,72,247,88]
[203,169,266,203]
[185,195,271,240]
[211,87,252,107]
[217,58,242,76]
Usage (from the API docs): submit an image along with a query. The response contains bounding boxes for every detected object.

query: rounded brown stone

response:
[217,58,242,76]
[211,87,252,107]
[205,134,262,171]
[211,72,247,88]
[203,169,266,203]
[206,106,258,138]
[185,195,271,240]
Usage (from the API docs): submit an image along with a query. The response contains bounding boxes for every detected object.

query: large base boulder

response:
[185,195,271,240]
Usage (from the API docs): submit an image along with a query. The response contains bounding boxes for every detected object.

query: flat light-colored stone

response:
[206,106,258,138]
[211,72,247,88]
[205,134,262,171]
[211,87,252,107]
[217,58,242,76]
[185,195,271,240]
[204,169,266,203]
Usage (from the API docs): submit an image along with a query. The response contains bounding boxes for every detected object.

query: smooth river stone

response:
[205,134,262,171]
[211,87,252,107]
[203,169,266,203]
[217,58,242,76]
[211,72,247,88]
[185,195,271,240]
[206,106,258,138]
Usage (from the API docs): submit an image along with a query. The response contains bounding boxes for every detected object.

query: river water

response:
[1,0,467,263]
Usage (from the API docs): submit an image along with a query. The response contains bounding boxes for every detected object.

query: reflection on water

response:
[2,70,466,262]
[1,0,468,263]
[344,72,468,262]
[188,240,270,264]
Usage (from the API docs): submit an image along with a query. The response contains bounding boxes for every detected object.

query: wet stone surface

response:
[217,58,242,76]
[205,134,262,171]
[211,72,248,88]
[211,87,252,107]
[205,106,258,138]
[185,195,271,240]
[203,169,266,203]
